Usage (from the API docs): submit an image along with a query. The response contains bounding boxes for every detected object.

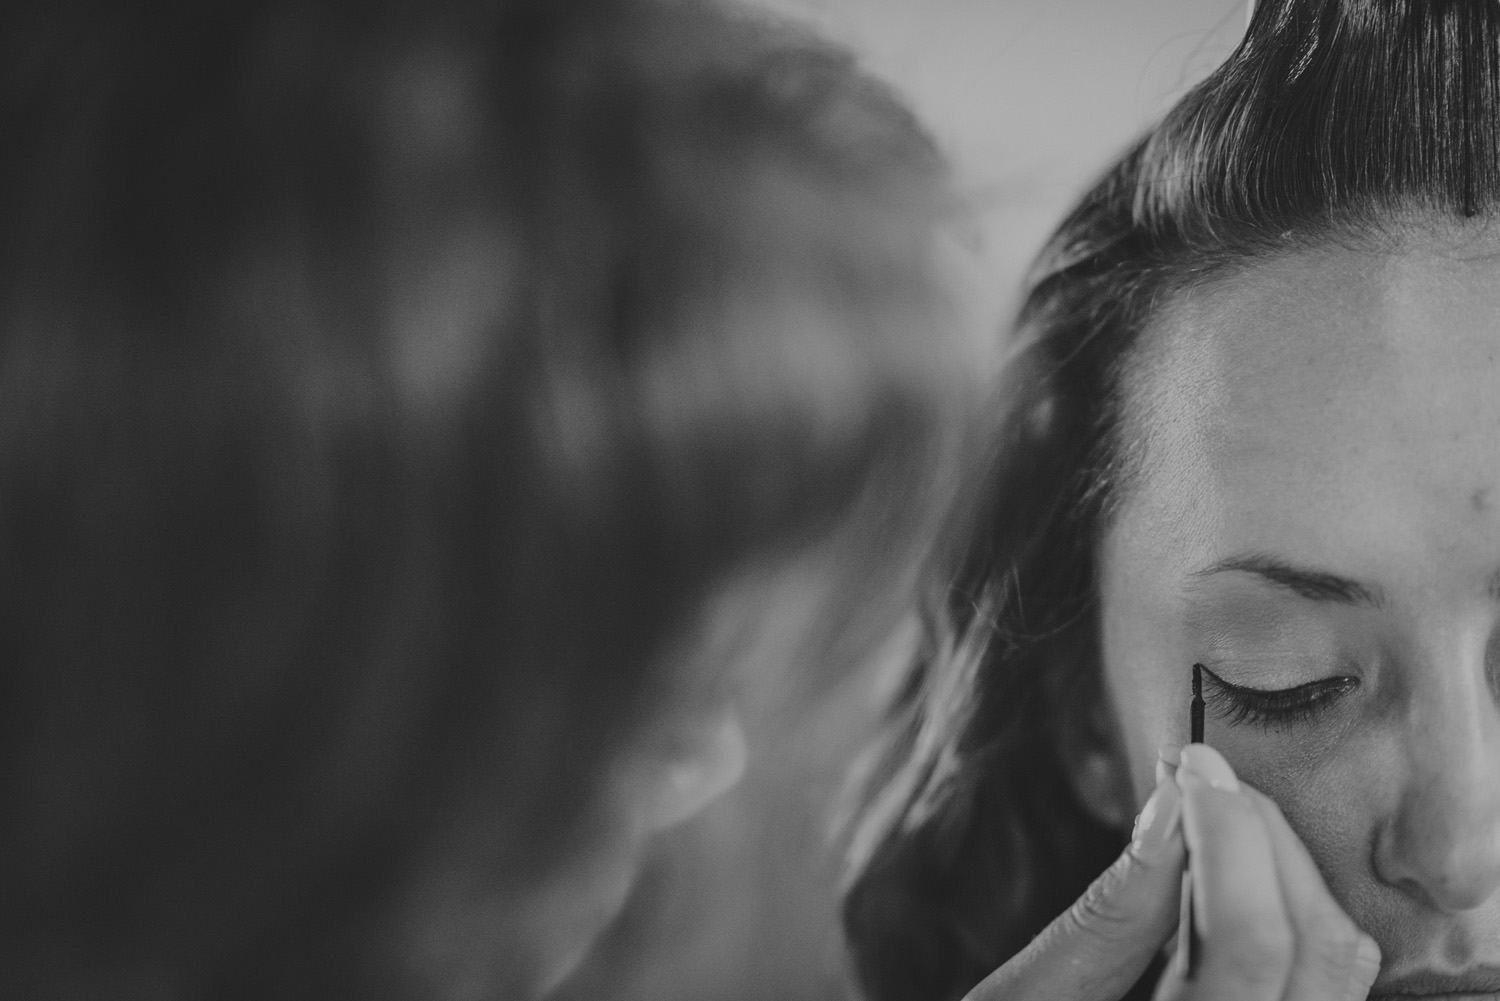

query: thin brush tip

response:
[1191,662,1203,699]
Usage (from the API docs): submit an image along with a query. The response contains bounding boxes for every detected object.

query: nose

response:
[1374,645,1500,913]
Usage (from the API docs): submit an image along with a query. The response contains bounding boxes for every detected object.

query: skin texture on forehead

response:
[1123,225,1500,527]
[1097,221,1500,971]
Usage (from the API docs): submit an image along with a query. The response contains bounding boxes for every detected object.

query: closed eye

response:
[1198,665,1358,729]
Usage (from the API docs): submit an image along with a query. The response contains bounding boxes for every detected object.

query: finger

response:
[1241,787,1381,1001]
[1344,936,1382,1001]
[964,773,1185,1001]
[1157,744,1181,786]
[1175,745,1294,1001]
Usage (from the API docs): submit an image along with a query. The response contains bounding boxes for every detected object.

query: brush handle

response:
[1177,871,1198,979]
[1182,663,1205,977]
[1191,663,1205,743]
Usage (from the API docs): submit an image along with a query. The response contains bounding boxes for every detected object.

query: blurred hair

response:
[841,2,1500,999]
[0,0,970,995]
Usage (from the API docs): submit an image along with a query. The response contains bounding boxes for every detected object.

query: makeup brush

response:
[1176,663,1206,979]
[1192,662,1204,745]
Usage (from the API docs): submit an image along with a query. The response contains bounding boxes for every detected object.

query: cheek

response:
[1215,724,1382,909]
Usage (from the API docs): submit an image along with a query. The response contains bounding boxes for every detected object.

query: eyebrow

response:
[1187,553,1386,608]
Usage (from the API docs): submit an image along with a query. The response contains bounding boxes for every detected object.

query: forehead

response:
[1123,229,1500,555]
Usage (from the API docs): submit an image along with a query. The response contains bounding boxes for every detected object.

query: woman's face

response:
[1099,224,1500,984]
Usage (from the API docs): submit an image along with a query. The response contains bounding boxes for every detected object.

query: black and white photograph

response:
[5,2,1500,1000]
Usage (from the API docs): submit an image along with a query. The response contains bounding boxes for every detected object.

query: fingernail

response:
[1131,774,1182,859]
[1156,744,1181,785]
[1179,744,1239,791]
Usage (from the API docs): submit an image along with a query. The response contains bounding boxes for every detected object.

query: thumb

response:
[964,773,1186,1001]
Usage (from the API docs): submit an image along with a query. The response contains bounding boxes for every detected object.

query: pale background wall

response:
[751,0,1250,335]
[558,3,1248,999]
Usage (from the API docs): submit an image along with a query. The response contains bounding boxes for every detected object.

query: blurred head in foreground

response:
[0,0,974,996]
[847,0,1500,999]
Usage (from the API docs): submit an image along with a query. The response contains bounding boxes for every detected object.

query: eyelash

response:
[1199,669,1359,728]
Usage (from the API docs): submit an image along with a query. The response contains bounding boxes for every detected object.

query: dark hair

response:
[0,0,968,996]
[842,2,1500,999]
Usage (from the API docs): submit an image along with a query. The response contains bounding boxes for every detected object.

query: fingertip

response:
[1345,945,1381,1001]
[1156,745,1180,786]
[1175,766,1208,799]
[1179,744,1239,791]
[1174,767,1264,860]
[1350,934,1382,994]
